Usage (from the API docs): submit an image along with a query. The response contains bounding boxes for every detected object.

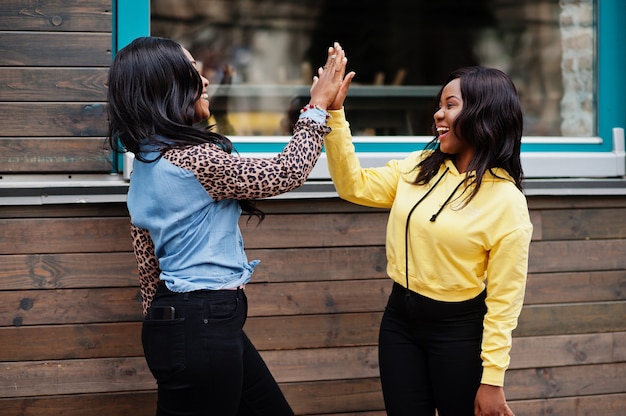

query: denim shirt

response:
[128,112,329,297]
[128,150,257,292]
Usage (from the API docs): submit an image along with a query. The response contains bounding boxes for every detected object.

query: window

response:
[116,0,625,181]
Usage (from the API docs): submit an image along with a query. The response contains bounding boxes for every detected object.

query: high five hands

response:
[309,42,356,111]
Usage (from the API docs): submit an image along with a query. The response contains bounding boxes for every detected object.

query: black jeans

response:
[142,283,294,416]
[378,282,487,416]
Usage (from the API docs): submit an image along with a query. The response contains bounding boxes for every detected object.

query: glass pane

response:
[151,0,596,137]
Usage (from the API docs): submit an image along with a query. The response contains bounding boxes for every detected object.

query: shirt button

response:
[203,319,208,324]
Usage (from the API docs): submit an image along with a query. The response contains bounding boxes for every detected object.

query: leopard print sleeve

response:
[163,117,330,200]
[130,223,161,316]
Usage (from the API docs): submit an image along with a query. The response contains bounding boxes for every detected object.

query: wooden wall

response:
[0,0,112,173]
[0,1,625,415]
[0,196,625,415]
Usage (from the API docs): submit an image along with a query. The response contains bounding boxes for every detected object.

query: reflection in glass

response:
[151,0,595,137]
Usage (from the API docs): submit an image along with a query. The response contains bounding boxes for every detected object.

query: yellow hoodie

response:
[325,108,533,387]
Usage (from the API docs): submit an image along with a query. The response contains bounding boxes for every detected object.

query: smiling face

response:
[433,78,475,173]
[182,48,210,123]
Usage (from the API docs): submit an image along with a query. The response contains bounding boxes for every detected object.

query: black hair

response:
[107,36,263,220]
[415,66,524,203]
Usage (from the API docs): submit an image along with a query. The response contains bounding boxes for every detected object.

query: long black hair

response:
[415,66,524,202]
[107,36,263,219]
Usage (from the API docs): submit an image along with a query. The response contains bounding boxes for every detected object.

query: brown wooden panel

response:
[0,213,384,255]
[246,280,391,316]
[540,208,626,240]
[0,312,383,362]
[0,103,108,137]
[0,381,385,416]
[0,322,143,362]
[256,197,388,215]
[246,312,382,350]
[240,211,388,249]
[0,287,142,327]
[0,0,112,32]
[525,270,626,304]
[510,393,626,416]
[0,247,385,291]
[0,280,389,326]
[0,392,156,416]
[0,252,137,290]
[0,357,155,398]
[0,138,111,173]
[0,217,131,255]
[263,346,380,383]
[510,332,626,369]
[528,239,626,273]
[0,68,108,101]
[0,33,111,66]
[505,362,626,400]
[515,301,626,337]
[0,348,381,398]
[1,356,624,407]
[249,246,387,283]
[282,378,385,415]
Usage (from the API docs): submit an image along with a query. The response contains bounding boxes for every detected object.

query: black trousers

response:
[142,283,294,416]
[378,282,487,416]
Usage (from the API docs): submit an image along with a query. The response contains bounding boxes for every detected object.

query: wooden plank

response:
[0,0,112,32]
[3,318,623,367]
[263,346,380,383]
[0,213,386,254]
[0,252,137,290]
[0,217,131,255]
[0,103,108,137]
[540,208,626,240]
[0,280,390,326]
[0,287,142,327]
[510,332,626,369]
[2,389,623,416]
[0,247,385,291]
[3,355,624,405]
[282,378,385,415]
[240,211,388,248]
[509,392,626,416]
[0,33,111,66]
[0,312,383,362]
[246,280,391,316]
[528,239,626,273]
[0,348,381,398]
[256,197,388,215]
[246,312,382,350]
[0,323,143,362]
[505,362,626,400]
[0,138,111,173]
[0,381,385,416]
[515,301,626,337]
[0,392,156,416]
[0,67,108,101]
[525,270,626,304]
[0,357,155,398]
[249,246,388,283]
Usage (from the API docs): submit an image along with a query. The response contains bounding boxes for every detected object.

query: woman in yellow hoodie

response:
[324,52,532,416]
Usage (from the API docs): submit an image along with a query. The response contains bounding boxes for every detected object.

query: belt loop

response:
[183,293,189,301]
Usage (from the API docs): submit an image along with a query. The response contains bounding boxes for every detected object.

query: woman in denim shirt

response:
[107,37,352,416]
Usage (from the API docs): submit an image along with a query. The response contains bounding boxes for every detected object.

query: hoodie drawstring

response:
[403,168,474,294]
